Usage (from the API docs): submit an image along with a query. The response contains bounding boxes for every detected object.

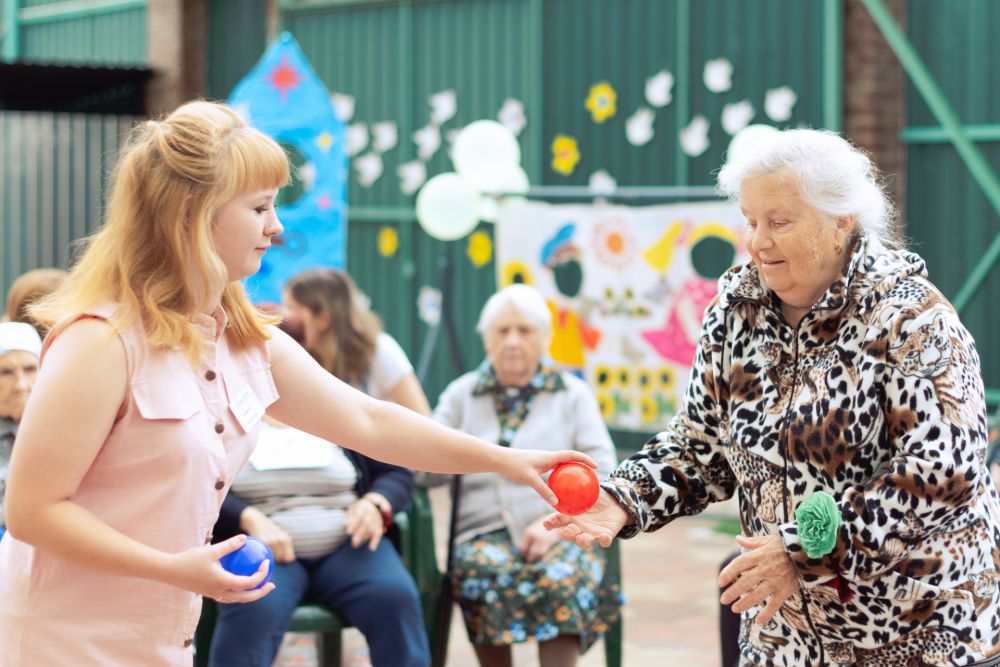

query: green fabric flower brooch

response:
[795,491,841,559]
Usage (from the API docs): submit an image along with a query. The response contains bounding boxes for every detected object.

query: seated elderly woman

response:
[0,323,42,541]
[420,283,618,667]
[548,129,1000,666]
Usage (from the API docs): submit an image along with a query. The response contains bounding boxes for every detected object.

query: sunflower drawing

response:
[377,226,398,258]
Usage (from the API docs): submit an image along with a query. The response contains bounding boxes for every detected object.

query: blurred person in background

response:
[421,284,619,667]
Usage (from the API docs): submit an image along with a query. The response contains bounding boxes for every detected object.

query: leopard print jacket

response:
[604,236,1000,666]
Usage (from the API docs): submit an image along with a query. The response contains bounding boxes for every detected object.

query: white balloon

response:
[415,173,482,241]
[726,124,779,163]
[488,165,530,195]
[452,121,521,191]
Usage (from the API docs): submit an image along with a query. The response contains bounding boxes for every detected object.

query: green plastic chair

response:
[194,487,441,667]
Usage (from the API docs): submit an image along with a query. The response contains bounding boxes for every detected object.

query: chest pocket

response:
[132,376,203,420]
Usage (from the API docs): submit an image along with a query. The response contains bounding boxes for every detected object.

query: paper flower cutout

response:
[353,153,383,188]
[551,134,580,175]
[679,115,710,157]
[498,98,527,136]
[413,124,442,161]
[346,123,368,157]
[721,100,755,135]
[397,160,427,196]
[585,82,618,123]
[765,86,798,122]
[371,122,398,153]
[330,93,355,122]
[466,230,493,268]
[703,59,733,93]
[418,286,442,326]
[795,491,842,559]
[377,227,399,258]
[645,70,674,107]
[429,89,457,125]
[589,170,617,195]
[626,107,655,146]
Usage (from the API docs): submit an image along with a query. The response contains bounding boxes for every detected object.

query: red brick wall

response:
[843,0,908,224]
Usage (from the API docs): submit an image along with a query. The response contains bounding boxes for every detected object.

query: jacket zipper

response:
[780,321,825,666]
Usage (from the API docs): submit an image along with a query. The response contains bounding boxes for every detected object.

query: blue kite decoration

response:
[230,32,347,304]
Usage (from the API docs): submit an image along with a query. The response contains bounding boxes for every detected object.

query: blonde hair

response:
[6,268,68,337]
[31,100,289,362]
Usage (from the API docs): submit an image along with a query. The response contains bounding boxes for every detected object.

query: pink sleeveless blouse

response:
[0,304,278,666]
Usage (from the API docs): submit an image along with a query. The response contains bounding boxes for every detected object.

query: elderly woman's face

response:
[484,304,546,385]
[0,350,39,423]
[740,172,854,317]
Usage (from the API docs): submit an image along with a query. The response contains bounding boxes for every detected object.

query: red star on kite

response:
[267,56,302,101]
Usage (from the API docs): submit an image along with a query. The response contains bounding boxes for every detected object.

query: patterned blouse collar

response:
[471,361,565,399]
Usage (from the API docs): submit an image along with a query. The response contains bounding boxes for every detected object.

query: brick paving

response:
[274,488,739,667]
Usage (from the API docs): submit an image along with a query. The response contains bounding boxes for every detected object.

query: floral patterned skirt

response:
[452,529,621,651]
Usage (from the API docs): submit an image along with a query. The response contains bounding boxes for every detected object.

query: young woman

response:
[0,100,591,666]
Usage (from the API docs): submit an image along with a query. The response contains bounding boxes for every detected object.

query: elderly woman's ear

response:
[834,215,857,254]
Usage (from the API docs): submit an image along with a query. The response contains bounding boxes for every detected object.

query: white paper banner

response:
[496,199,748,431]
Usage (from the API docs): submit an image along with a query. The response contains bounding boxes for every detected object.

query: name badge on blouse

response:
[230,384,265,433]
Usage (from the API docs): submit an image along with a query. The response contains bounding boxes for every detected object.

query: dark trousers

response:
[208,539,430,667]
[719,550,741,667]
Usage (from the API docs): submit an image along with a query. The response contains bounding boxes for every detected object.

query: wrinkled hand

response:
[166,535,274,604]
[543,489,630,549]
[500,448,597,508]
[518,516,563,562]
[718,534,801,625]
[240,507,296,563]
[345,498,384,551]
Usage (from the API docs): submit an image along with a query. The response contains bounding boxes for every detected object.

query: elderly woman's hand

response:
[542,489,631,548]
[518,516,563,562]
[345,497,385,551]
[718,534,801,624]
[500,448,597,508]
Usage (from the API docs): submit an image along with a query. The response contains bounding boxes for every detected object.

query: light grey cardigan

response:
[418,370,617,546]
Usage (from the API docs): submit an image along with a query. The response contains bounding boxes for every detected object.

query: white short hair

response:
[717,128,901,248]
[477,284,551,338]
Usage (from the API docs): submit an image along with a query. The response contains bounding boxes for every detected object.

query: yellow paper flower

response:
[377,227,398,258]
[585,81,617,123]
[551,135,580,176]
[466,231,492,268]
[502,260,534,286]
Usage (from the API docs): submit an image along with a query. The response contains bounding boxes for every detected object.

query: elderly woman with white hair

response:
[421,283,618,667]
[547,129,1000,666]
[0,322,42,540]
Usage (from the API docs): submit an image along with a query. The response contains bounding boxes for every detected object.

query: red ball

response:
[547,462,599,515]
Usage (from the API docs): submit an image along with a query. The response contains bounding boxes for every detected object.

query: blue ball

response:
[219,536,274,590]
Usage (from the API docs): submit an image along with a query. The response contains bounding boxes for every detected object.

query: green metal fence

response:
[893,0,1000,403]
[0,111,138,296]
[2,0,147,65]
[277,0,840,443]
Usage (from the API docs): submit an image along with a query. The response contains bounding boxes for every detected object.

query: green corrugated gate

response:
[273,0,841,440]
[0,111,138,296]
[1,0,147,65]
[902,0,1000,404]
